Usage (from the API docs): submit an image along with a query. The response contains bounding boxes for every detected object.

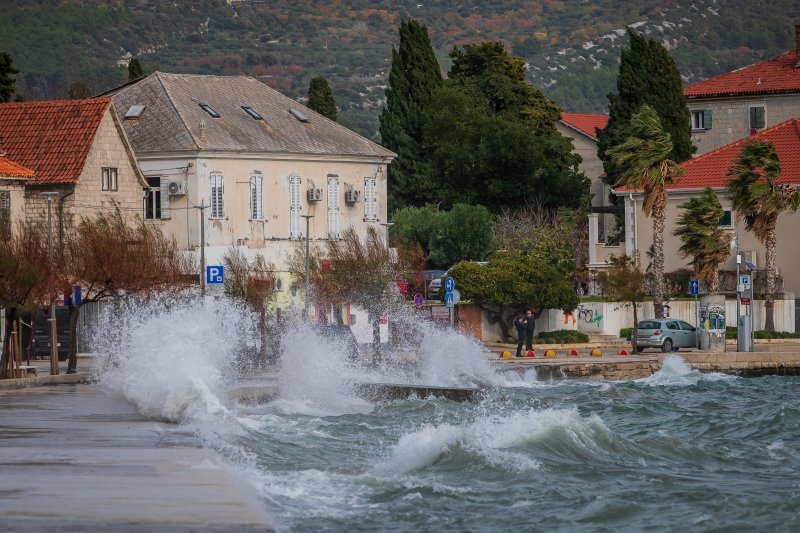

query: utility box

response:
[737,314,753,352]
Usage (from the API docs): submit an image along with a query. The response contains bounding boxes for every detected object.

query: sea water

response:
[93,297,800,532]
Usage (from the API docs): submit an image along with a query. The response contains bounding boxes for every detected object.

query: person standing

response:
[524,308,535,352]
[514,315,527,357]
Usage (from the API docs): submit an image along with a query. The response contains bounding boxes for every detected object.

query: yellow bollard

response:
[590,348,603,357]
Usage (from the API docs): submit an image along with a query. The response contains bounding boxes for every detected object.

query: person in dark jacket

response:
[514,314,527,357]
[524,308,535,351]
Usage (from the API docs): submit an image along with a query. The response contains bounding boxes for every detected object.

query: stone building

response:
[0,98,147,245]
[686,25,800,155]
[0,157,34,239]
[616,118,800,331]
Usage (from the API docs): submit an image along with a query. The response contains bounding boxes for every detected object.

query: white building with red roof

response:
[0,156,34,239]
[615,118,800,329]
[686,25,800,155]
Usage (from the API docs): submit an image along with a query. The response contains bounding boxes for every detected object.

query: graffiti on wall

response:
[699,305,726,331]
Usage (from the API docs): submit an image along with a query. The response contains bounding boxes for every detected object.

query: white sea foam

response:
[639,354,736,386]
[374,407,611,475]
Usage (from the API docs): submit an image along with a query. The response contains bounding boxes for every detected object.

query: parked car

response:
[28,308,72,361]
[426,262,488,301]
[634,318,700,353]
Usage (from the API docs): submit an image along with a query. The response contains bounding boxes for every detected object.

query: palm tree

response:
[727,140,799,331]
[674,187,732,294]
[608,105,682,318]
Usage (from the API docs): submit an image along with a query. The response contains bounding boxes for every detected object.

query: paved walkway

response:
[0,384,272,531]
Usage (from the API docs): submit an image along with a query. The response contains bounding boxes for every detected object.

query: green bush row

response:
[723,326,800,340]
[532,330,589,344]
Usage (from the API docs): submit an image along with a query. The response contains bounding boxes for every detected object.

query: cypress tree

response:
[0,51,19,103]
[128,58,144,82]
[307,76,337,121]
[379,19,443,211]
[598,29,693,187]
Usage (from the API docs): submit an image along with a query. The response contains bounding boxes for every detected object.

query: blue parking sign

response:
[206,266,224,284]
[445,277,455,293]
[690,279,699,295]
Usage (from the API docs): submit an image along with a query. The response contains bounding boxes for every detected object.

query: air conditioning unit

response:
[307,188,322,202]
[168,181,188,196]
[344,189,361,204]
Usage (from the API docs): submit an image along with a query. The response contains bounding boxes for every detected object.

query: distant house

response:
[556,112,624,268]
[0,156,34,239]
[0,98,147,244]
[685,25,800,155]
[109,72,395,315]
[615,118,800,328]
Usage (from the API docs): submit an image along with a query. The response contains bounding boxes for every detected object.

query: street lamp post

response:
[734,232,740,352]
[300,214,314,320]
[193,200,209,297]
[40,192,60,376]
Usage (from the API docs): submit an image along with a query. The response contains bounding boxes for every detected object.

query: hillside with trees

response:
[1,0,796,138]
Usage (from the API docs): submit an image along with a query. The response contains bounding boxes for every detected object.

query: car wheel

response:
[635,346,645,353]
[661,338,673,353]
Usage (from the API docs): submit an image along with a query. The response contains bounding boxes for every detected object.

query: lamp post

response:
[40,192,60,376]
[193,200,209,297]
[300,214,314,320]
[734,231,740,351]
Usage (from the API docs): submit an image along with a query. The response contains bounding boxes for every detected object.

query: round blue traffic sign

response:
[445,277,455,293]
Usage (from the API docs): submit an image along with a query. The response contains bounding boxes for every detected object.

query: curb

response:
[0,372,93,391]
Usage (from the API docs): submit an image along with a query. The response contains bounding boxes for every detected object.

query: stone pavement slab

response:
[0,384,272,531]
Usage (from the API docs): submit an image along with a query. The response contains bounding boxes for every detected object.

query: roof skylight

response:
[125,105,145,118]
[241,106,263,120]
[199,103,220,118]
[289,108,309,122]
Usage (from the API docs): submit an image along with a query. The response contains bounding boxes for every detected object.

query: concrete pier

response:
[0,384,273,531]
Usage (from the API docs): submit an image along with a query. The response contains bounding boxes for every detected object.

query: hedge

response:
[726,327,800,339]
[532,330,589,344]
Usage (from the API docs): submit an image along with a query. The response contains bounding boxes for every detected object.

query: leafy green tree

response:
[597,29,692,233]
[128,58,144,81]
[390,204,493,268]
[422,42,588,211]
[674,187,732,294]
[448,252,578,342]
[307,76,337,121]
[608,105,682,318]
[727,140,800,331]
[379,19,443,211]
[598,255,647,352]
[428,204,493,268]
[0,51,19,103]
[68,80,92,99]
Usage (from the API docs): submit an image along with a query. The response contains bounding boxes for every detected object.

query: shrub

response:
[619,327,634,340]
[725,327,800,340]
[533,329,589,344]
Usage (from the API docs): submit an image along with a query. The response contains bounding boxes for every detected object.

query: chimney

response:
[795,24,800,67]
[199,119,206,143]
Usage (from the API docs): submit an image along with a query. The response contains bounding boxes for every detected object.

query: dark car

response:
[634,318,700,353]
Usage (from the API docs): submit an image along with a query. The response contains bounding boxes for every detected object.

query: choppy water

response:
[94,297,800,532]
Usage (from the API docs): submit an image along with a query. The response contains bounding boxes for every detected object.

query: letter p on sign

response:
[206,266,224,284]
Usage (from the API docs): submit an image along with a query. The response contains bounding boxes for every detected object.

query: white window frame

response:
[691,110,711,131]
[720,208,734,229]
[289,174,302,238]
[250,172,264,221]
[364,176,377,222]
[327,174,340,239]
[101,167,118,191]
[210,173,224,219]
[143,177,161,220]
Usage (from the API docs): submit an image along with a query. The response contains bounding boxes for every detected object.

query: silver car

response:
[634,318,700,353]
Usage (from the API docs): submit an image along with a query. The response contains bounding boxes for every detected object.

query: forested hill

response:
[2,0,795,138]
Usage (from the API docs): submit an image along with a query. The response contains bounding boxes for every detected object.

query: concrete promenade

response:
[0,383,273,531]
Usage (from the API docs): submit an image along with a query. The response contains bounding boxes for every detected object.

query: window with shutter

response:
[250,173,264,220]
[364,177,377,222]
[210,173,224,219]
[327,175,339,238]
[159,176,170,219]
[289,174,302,238]
[144,177,162,220]
[0,191,10,240]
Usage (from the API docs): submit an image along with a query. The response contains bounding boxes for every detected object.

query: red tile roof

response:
[685,50,800,98]
[0,98,111,185]
[0,156,34,179]
[560,113,609,141]
[617,118,800,192]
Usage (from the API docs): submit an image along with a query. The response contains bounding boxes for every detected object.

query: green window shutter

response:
[703,110,712,129]
[750,107,765,130]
